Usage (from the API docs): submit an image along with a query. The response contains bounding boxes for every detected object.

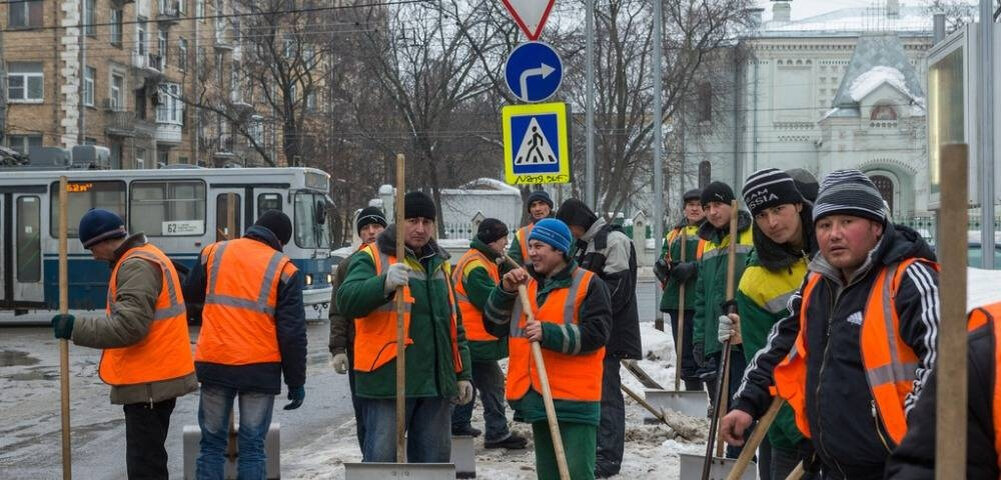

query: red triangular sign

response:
[501,0,556,41]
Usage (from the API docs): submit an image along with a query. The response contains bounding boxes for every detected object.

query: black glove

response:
[798,439,822,473]
[692,342,705,368]
[654,258,670,284]
[669,261,698,282]
[51,314,75,340]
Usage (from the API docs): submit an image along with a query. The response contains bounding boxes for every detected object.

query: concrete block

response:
[183,423,280,479]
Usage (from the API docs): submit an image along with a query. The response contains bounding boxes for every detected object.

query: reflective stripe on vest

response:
[352,244,463,374]
[195,238,295,365]
[965,303,1001,473]
[665,226,707,261]
[453,249,500,342]
[773,258,938,445]
[518,224,533,264]
[99,244,194,386]
[506,267,605,402]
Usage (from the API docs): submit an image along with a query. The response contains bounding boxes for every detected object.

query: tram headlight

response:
[304,274,313,286]
[326,273,333,284]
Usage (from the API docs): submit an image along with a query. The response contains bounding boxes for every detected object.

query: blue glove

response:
[51,314,75,339]
[283,385,305,410]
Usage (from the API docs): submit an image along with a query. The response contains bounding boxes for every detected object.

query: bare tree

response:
[923,0,983,32]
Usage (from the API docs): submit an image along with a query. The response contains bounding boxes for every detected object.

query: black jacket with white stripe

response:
[731,223,939,477]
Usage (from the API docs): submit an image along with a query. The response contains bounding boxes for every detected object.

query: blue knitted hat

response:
[528,218,573,257]
[78,208,127,249]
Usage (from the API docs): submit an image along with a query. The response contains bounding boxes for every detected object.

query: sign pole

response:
[585,0,596,209]
[651,0,665,340]
[979,0,995,269]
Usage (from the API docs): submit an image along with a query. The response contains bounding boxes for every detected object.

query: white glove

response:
[718,313,742,345]
[455,380,474,406]
[331,353,349,374]
[384,263,411,296]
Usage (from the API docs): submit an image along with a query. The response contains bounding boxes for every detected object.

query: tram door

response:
[1,190,45,308]
[214,189,243,242]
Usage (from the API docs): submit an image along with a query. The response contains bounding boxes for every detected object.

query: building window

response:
[196,0,204,20]
[8,134,42,154]
[871,104,898,121]
[158,30,168,64]
[136,148,146,169]
[110,8,123,45]
[306,91,317,111]
[83,66,95,107]
[84,137,97,145]
[215,52,224,84]
[249,115,264,145]
[697,82,712,124]
[83,0,96,35]
[110,72,125,110]
[156,83,183,124]
[137,18,148,56]
[7,62,44,102]
[49,181,127,238]
[178,38,188,70]
[8,0,42,28]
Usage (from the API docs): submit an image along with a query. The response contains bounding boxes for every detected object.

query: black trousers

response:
[595,356,625,475]
[123,397,176,480]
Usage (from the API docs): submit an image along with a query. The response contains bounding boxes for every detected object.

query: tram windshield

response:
[293,191,331,249]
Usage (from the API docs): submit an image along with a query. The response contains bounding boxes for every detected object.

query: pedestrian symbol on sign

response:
[515,119,557,166]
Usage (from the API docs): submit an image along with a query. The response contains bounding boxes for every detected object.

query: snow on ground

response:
[283,323,708,479]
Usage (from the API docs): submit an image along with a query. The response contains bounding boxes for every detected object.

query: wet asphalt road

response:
[0,280,659,479]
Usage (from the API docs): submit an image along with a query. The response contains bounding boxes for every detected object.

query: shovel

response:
[646,228,709,419]
[58,176,72,480]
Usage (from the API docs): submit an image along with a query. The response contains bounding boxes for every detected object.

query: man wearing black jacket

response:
[720,170,940,479]
[884,305,1001,479]
[556,199,641,478]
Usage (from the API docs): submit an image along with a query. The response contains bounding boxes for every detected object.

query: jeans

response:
[123,398,176,480]
[347,354,366,449]
[704,348,747,459]
[772,444,819,480]
[595,356,624,475]
[450,360,512,442]
[361,396,452,463]
[196,384,276,480]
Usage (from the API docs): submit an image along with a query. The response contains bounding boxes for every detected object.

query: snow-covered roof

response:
[832,33,925,109]
[458,178,521,194]
[759,5,934,37]
[849,66,913,102]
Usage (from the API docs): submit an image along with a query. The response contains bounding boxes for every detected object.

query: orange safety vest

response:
[506,267,605,402]
[352,244,463,373]
[772,258,939,446]
[665,226,707,261]
[99,244,195,386]
[517,224,534,264]
[452,248,501,342]
[195,238,297,365]
[967,303,1001,473]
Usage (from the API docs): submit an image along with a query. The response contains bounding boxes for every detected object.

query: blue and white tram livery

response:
[0,167,334,317]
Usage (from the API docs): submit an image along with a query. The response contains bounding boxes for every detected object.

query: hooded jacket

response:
[692,210,754,357]
[183,225,308,394]
[72,234,199,405]
[573,217,642,360]
[735,204,816,450]
[731,223,940,476]
[337,225,473,399]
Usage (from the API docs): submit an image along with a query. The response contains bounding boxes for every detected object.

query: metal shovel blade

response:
[344,463,456,479]
[645,389,709,419]
[678,453,755,480]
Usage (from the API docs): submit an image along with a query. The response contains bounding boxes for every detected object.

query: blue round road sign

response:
[504,42,563,103]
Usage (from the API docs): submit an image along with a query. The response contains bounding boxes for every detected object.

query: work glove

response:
[383,263,411,296]
[692,342,705,368]
[718,313,742,345]
[653,258,670,284]
[670,261,698,282]
[283,385,305,410]
[51,314,75,340]
[455,380,474,406]
[331,353,349,374]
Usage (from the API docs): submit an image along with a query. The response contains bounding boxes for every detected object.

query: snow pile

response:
[459,178,522,194]
[967,268,1001,311]
[849,66,911,102]
[283,323,709,479]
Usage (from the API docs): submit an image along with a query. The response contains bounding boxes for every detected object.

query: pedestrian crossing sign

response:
[502,102,570,185]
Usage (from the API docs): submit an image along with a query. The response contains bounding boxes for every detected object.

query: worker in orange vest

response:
[483,218,612,480]
[183,210,307,479]
[720,170,941,479]
[884,303,1001,479]
[329,205,386,449]
[51,209,197,479]
[508,190,554,267]
[450,218,528,449]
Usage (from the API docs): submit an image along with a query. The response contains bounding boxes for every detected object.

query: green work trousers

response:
[531,420,597,480]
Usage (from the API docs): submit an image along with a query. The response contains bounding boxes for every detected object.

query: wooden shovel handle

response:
[394,154,406,463]
[725,397,784,480]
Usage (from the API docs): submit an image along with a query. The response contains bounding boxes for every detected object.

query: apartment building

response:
[1,0,280,168]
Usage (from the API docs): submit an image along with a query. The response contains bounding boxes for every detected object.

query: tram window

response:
[17,196,41,282]
[215,193,242,241]
[49,180,127,237]
[257,193,282,215]
[131,180,206,236]
[293,192,331,249]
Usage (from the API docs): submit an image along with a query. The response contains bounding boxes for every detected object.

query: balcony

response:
[155,122,182,145]
[157,0,181,24]
[105,110,155,138]
[132,51,163,73]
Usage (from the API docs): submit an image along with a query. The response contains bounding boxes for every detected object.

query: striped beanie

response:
[528,218,573,257]
[813,169,887,224]
[741,168,803,216]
